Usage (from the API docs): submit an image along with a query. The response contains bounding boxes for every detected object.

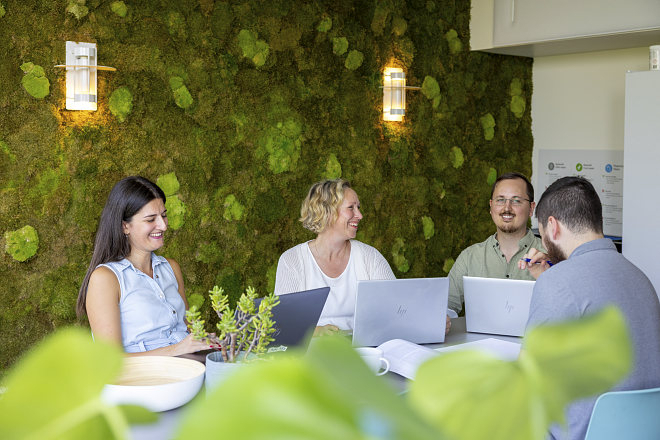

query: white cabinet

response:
[472,0,660,57]
[622,71,660,298]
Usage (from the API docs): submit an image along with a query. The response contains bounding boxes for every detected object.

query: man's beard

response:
[498,211,521,234]
[544,237,566,265]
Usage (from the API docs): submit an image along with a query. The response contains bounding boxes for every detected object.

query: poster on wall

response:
[536,149,623,238]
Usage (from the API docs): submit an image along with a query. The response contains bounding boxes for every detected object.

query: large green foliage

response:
[0,308,632,439]
[0,0,533,370]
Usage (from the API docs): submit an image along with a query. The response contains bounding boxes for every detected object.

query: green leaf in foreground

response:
[176,336,441,440]
[0,328,155,439]
[408,306,632,440]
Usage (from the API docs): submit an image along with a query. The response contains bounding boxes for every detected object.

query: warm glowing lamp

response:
[382,67,419,122]
[55,41,116,111]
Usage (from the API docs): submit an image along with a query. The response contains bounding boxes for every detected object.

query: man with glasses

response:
[447,172,545,315]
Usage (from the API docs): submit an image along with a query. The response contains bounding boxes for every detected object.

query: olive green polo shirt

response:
[447,229,545,314]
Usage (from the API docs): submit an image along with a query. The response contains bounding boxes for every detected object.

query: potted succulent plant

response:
[186,285,280,390]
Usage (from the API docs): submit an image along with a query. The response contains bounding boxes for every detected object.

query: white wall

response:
[530,47,649,187]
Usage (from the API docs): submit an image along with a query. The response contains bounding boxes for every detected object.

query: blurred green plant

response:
[410,306,631,440]
[4,225,39,262]
[186,286,279,362]
[0,308,631,439]
[0,3,5,18]
[156,172,180,197]
[0,329,155,439]
[391,237,410,273]
[324,153,342,179]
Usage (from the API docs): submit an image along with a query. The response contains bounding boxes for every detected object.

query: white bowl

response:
[101,356,205,412]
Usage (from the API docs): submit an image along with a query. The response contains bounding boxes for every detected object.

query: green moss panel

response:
[0,0,533,370]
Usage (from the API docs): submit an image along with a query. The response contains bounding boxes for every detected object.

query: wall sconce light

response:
[55,41,116,111]
[382,67,419,122]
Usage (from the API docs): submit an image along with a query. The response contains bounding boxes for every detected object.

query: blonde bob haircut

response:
[300,179,352,234]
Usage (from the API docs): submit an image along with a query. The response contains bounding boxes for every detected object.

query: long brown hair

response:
[76,176,166,318]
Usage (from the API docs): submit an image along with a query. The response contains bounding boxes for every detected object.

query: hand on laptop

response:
[446,314,451,335]
[518,247,551,279]
[314,324,340,337]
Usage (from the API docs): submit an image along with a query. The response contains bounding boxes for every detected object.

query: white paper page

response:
[434,338,521,361]
[378,339,439,379]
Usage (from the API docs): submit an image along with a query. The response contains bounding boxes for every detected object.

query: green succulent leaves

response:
[20,62,50,99]
[409,307,632,440]
[108,86,133,122]
[5,225,39,262]
[238,29,270,68]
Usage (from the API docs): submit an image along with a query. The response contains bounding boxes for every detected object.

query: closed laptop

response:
[352,278,449,347]
[463,276,534,337]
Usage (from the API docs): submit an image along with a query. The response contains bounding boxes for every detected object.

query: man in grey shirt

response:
[448,172,545,314]
[520,176,660,440]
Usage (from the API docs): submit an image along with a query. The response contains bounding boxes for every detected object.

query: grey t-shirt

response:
[526,238,660,440]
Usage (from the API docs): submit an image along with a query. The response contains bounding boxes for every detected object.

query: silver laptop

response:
[463,276,535,337]
[352,278,449,347]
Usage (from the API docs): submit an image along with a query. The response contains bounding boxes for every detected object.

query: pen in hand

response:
[521,258,554,267]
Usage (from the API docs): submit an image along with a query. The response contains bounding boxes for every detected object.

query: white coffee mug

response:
[355,347,390,376]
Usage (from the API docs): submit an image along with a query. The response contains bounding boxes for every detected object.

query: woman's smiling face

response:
[325,188,363,240]
[123,198,168,254]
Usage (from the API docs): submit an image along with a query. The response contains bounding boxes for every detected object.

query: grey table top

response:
[130,317,522,439]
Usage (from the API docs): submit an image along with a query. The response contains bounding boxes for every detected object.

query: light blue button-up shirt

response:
[100,254,188,352]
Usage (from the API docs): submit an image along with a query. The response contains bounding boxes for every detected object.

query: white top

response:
[274,240,396,329]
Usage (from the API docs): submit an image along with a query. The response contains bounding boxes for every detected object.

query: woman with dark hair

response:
[77,176,210,356]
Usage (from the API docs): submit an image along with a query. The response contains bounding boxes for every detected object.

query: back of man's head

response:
[536,176,603,235]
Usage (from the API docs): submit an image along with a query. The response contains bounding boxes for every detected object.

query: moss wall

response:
[0,0,533,370]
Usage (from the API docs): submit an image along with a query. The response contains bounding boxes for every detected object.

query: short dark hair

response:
[491,172,534,201]
[536,176,603,234]
[77,176,166,318]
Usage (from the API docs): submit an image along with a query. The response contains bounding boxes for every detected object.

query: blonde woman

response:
[274,179,395,334]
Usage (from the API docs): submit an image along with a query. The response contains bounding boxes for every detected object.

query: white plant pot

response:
[205,351,244,392]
